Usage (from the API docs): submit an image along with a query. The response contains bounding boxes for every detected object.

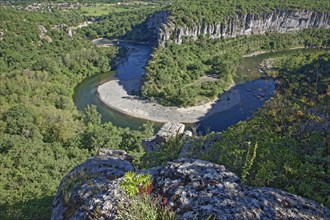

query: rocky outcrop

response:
[51,149,134,220]
[51,24,68,31]
[142,122,185,151]
[156,122,185,142]
[49,22,91,38]
[52,150,330,220]
[0,31,4,41]
[147,9,330,46]
[38,25,52,43]
[66,21,92,37]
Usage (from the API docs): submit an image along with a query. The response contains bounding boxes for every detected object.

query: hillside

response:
[0,7,153,219]
[0,0,329,219]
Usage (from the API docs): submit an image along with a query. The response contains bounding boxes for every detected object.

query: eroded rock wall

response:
[147,9,330,46]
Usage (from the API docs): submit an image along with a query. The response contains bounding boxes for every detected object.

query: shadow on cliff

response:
[0,195,54,220]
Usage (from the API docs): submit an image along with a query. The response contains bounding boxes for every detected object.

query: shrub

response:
[116,194,176,220]
[121,171,152,196]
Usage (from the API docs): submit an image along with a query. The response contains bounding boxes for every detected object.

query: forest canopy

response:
[167,0,330,24]
[0,6,153,219]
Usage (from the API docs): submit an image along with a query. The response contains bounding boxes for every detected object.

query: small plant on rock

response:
[121,171,152,196]
[116,194,176,220]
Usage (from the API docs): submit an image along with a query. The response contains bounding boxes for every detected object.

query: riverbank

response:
[96,45,310,124]
[97,78,240,123]
[92,38,151,46]
[243,46,305,57]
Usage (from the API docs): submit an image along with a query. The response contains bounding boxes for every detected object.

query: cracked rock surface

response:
[52,150,330,220]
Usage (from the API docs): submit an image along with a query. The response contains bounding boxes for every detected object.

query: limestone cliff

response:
[147,9,330,46]
[51,149,330,219]
[0,30,4,41]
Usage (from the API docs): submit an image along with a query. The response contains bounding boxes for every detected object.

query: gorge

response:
[1,2,330,219]
[85,9,330,131]
[147,9,330,46]
[75,41,281,132]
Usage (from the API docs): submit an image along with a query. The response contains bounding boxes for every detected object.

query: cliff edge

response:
[51,149,329,220]
[146,9,330,46]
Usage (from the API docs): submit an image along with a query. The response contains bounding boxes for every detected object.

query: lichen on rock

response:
[51,149,330,220]
[51,149,134,220]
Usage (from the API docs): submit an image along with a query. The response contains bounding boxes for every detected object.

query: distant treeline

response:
[0,0,163,5]
[168,0,330,25]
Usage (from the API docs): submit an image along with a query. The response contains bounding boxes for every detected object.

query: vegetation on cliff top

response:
[168,0,330,25]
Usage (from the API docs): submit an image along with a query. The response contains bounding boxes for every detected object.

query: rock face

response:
[147,10,171,43]
[52,150,330,220]
[0,31,4,41]
[38,25,52,43]
[156,122,185,142]
[142,122,185,151]
[51,149,134,220]
[146,9,330,46]
[66,21,92,37]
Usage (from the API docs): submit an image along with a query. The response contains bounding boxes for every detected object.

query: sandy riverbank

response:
[97,78,240,123]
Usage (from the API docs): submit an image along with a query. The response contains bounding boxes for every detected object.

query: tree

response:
[83,105,101,126]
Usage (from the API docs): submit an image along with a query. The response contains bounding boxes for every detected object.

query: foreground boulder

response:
[51,149,134,220]
[52,150,330,220]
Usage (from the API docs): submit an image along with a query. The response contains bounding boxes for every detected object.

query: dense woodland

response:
[0,0,329,219]
[142,29,330,106]
[0,7,153,219]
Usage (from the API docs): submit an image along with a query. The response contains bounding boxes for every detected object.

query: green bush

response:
[121,172,152,196]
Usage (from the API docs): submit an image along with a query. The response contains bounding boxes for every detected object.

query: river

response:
[73,43,318,132]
